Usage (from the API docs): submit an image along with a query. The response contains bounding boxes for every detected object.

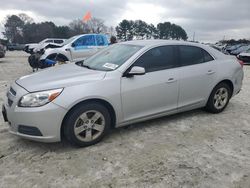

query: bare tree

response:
[69,19,91,35]
[88,18,108,33]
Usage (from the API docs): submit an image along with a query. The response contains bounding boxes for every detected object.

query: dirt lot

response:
[0,51,250,188]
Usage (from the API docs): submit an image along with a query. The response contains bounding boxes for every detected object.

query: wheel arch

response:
[60,98,117,140]
[207,79,234,104]
[216,79,234,97]
[57,53,69,61]
[47,53,69,61]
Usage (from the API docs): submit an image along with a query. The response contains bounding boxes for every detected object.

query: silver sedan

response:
[2,40,244,147]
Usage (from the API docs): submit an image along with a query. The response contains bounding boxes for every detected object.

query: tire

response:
[46,54,57,61]
[63,102,111,147]
[205,82,232,113]
[57,54,68,62]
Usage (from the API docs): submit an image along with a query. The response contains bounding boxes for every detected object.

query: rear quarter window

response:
[202,49,214,62]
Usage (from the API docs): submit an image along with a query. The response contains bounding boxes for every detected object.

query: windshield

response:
[78,44,143,71]
[39,39,46,44]
[62,36,78,46]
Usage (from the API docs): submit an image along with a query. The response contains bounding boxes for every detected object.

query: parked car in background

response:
[230,45,250,56]
[24,38,66,54]
[238,48,250,64]
[0,44,6,58]
[210,45,229,55]
[225,44,244,54]
[39,34,109,63]
[2,40,244,147]
[7,43,25,51]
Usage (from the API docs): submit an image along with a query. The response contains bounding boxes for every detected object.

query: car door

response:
[121,45,179,122]
[177,45,216,110]
[71,35,98,61]
[96,35,108,50]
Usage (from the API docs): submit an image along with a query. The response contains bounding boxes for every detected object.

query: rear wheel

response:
[205,82,232,113]
[63,102,111,147]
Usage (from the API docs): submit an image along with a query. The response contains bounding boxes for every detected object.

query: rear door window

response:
[179,46,204,66]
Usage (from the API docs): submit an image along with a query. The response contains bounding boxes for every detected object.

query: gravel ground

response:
[0,51,250,188]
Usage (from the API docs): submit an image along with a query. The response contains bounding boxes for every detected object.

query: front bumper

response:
[2,83,67,143]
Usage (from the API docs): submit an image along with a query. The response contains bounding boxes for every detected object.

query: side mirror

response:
[71,43,76,47]
[126,66,145,77]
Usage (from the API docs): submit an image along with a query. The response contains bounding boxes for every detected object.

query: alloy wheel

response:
[213,87,229,110]
[74,110,105,142]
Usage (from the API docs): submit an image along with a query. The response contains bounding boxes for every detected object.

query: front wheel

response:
[205,83,232,113]
[63,103,111,147]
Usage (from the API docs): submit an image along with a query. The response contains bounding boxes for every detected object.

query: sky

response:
[0,0,249,43]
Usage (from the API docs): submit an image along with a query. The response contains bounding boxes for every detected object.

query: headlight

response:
[18,88,63,107]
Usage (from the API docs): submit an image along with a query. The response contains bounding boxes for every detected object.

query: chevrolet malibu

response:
[2,40,244,147]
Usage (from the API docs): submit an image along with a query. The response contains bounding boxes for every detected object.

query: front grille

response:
[7,87,16,107]
[10,87,16,96]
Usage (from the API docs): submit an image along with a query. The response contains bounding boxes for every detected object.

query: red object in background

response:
[83,11,92,22]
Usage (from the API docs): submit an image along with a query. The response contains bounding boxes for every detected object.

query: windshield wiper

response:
[81,63,91,69]
[75,61,96,70]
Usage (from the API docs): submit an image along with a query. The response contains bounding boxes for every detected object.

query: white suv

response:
[24,38,66,54]
[39,34,109,63]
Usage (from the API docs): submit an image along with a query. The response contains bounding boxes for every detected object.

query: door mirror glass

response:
[127,66,145,76]
[71,42,76,47]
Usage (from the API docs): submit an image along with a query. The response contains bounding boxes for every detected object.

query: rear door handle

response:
[166,78,177,83]
[207,70,215,75]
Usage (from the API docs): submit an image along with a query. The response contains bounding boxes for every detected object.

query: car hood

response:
[44,46,65,55]
[16,63,106,92]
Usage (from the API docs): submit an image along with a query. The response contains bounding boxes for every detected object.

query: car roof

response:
[75,33,107,38]
[121,39,207,48]
[121,39,228,59]
[44,38,65,40]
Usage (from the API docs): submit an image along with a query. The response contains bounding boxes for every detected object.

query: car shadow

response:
[13,108,211,152]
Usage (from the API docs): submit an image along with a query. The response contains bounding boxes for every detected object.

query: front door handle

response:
[166,78,177,83]
[207,70,215,75]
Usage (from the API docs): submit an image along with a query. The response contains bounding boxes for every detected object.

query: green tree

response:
[54,26,71,38]
[18,13,34,24]
[157,22,172,39]
[133,20,149,39]
[170,24,188,40]
[147,24,158,39]
[3,15,25,43]
[116,20,134,41]
[157,22,187,40]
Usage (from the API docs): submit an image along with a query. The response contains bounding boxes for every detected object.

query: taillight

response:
[237,59,244,68]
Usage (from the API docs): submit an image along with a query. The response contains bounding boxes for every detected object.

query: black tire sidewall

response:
[206,83,232,113]
[63,103,111,147]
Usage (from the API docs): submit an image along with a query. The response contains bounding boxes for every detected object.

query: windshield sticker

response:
[103,63,119,70]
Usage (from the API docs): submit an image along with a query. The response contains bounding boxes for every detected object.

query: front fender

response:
[40,48,70,61]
